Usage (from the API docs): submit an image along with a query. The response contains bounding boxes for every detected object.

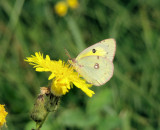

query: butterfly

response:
[68,38,116,86]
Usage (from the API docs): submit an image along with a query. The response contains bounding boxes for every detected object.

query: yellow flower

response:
[25,52,95,97]
[54,1,68,17]
[67,0,79,9]
[0,105,8,127]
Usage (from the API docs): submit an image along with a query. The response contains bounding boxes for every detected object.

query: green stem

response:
[36,112,49,130]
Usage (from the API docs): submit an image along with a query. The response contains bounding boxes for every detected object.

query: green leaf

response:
[86,88,112,114]
[98,115,121,130]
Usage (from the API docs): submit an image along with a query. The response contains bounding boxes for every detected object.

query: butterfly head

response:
[68,58,76,65]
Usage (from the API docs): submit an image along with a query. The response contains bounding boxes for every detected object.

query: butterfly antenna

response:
[64,48,71,60]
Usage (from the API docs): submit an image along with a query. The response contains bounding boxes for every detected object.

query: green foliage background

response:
[0,0,160,129]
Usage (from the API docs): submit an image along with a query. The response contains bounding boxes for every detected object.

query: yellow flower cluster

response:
[67,0,79,9]
[0,105,8,127]
[55,0,79,16]
[25,52,95,97]
[55,1,68,17]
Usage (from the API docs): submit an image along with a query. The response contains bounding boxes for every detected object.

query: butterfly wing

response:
[76,38,116,62]
[74,56,114,86]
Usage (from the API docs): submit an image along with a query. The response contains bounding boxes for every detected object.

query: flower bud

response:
[30,94,48,122]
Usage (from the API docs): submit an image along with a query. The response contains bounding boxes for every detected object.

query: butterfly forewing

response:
[76,38,116,62]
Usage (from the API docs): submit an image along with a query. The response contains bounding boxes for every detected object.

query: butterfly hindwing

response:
[75,56,114,86]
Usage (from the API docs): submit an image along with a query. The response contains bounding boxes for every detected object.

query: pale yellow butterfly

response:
[69,38,116,86]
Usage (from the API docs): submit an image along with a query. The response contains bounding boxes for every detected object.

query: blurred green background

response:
[0,0,160,129]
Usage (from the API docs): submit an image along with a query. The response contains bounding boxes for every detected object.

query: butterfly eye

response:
[92,49,96,53]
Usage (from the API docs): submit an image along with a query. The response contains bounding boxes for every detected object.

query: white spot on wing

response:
[94,63,99,69]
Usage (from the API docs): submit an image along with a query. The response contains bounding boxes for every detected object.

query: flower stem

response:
[36,112,49,130]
